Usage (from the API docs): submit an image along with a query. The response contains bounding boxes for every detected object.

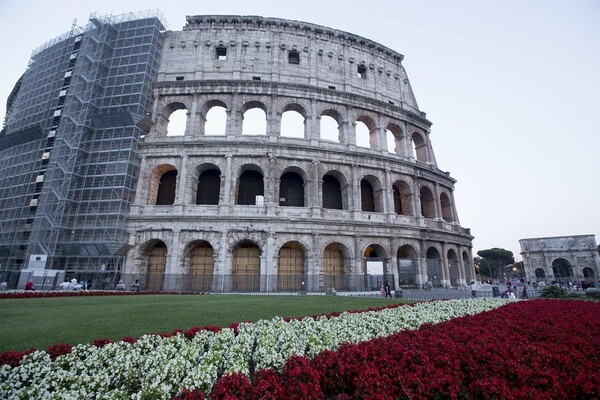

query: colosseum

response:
[124,14,475,293]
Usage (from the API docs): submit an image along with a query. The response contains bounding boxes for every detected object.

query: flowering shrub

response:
[214,299,598,400]
[0,298,509,398]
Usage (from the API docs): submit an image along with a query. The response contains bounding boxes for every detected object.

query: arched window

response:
[279,172,305,207]
[320,114,340,142]
[535,268,546,279]
[237,170,264,205]
[166,109,187,136]
[280,110,305,138]
[322,174,343,209]
[204,106,227,135]
[420,186,435,219]
[386,123,403,155]
[440,192,453,222]
[242,107,266,135]
[552,258,572,281]
[156,170,177,205]
[360,179,375,212]
[196,169,221,205]
[412,132,428,162]
[355,121,371,148]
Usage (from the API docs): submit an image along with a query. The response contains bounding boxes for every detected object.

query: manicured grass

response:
[0,294,410,352]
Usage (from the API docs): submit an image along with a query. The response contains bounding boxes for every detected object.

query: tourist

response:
[130,279,140,292]
[470,281,479,298]
[59,278,70,290]
[116,280,126,291]
[24,281,34,290]
[380,282,385,297]
[385,280,392,298]
[0,281,7,291]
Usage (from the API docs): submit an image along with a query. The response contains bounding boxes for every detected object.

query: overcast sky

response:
[1,0,598,259]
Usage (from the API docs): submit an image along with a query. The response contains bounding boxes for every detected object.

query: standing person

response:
[385,280,392,298]
[25,281,34,290]
[380,282,385,297]
[59,278,70,291]
[470,281,479,298]
[0,281,7,291]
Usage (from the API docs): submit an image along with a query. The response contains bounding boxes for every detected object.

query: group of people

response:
[116,279,140,292]
[379,280,392,298]
[58,278,92,291]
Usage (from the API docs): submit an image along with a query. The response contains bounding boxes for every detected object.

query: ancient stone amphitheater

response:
[124,15,474,293]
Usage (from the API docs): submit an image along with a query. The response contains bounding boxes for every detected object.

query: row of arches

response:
[155,100,433,163]
[134,238,473,292]
[147,162,457,222]
[533,258,597,282]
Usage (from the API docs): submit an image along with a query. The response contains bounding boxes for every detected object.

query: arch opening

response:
[205,105,227,135]
[237,169,264,205]
[232,241,261,291]
[242,107,267,135]
[278,242,305,291]
[279,172,305,207]
[280,110,305,138]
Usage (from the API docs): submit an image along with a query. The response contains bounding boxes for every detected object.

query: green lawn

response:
[0,294,409,352]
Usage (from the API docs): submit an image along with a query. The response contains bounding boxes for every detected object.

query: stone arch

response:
[447,248,459,287]
[242,101,267,135]
[279,169,306,207]
[552,258,572,282]
[232,240,261,291]
[154,101,189,137]
[397,244,418,287]
[535,268,546,281]
[319,109,343,142]
[183,240,214,292]
[426,246,443,288]
[386,123,403,155]
[363,243,389,290]
[583,267,596,280]
[411,131,428,162]
[323,242,349,290]
[440,192,454,222]
[148,164,178,205]
[322,170,349,210]
[355,115,377,148]
[192,163,221,205]
[236,164,265,205]
[280,103,307,138]
[360,175,384,212]
[392,180,413,216]
[202,99,228,136]
[463,250,473,283]
[277,241,306,291]
[419,185,436,219]
[140,239,167,291]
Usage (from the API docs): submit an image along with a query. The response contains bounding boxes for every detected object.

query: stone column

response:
[176,155,188,206]
[188,94,199,136]
[165,229,181,291]
[383,169,392,218]
[434,183,442,220]
[220,154,233,212]
[308,99,318,142]
[311,160,321,216]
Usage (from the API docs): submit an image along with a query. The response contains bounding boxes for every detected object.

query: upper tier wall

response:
[158,15,421,115]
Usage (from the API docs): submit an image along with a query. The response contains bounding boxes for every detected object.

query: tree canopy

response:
[475,248,515,280]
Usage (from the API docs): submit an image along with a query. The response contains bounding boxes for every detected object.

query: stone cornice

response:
[184,15,404,62]
[153,79,431,127]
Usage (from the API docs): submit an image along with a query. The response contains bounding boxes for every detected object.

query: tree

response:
[476,248,515,281]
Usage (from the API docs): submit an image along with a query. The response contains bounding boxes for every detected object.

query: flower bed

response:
[0,298,508,399]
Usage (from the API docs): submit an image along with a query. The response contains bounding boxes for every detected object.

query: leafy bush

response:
[539,286,569,298]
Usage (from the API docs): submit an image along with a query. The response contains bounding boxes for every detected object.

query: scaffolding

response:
[0,12,166,284]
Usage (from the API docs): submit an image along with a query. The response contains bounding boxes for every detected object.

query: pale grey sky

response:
[1,0,598,259]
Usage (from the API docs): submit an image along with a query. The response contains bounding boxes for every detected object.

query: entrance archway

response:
[146,241,167,291]
[232,241,261,291]
[188,241,214,292]
[552,258,572,283]
[323,243,345,290]
[447,249,459,287]
[426,247,442,288]
[278,242,304,291]
[397,245,418,287]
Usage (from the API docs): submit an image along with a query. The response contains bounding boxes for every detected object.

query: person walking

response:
[470,281,479,298]
[385,280,392,298]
